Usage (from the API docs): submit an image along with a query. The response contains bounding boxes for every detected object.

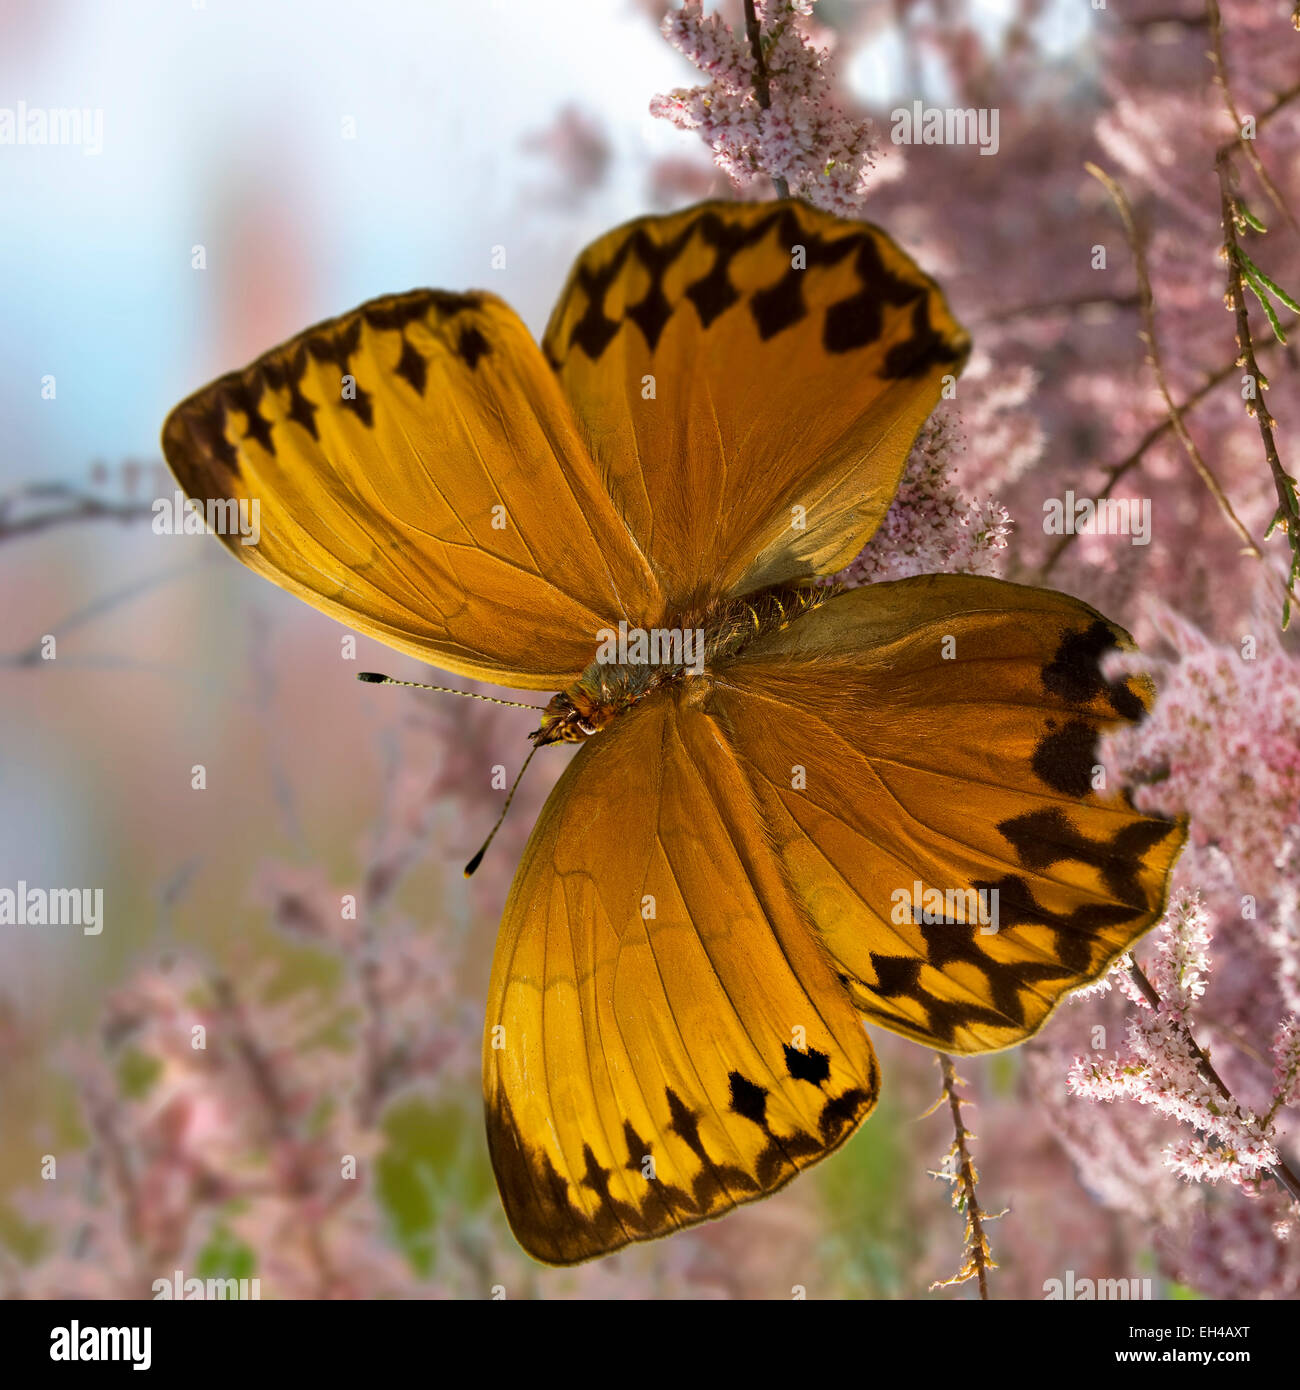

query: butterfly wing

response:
[484,692,879,1265]
[705,575,1185,1054]
[162,289,661,689]
[542,199,969,609]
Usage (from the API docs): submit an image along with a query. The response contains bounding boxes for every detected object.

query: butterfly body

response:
[535,659,668,745]
[535,582,834,745]
[162,198,1185,1265]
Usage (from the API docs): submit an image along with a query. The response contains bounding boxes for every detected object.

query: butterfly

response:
[161,199,1184,1265]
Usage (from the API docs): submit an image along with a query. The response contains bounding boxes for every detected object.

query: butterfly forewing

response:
[543,199,970,610]
[706,575,1186,1054]
[161,289,661,689]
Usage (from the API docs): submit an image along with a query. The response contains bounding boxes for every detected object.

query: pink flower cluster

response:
[650,0,885,213]
[1068,895,1290,1188]
[1274,1018,1300,1119]
[836,408,1012,585]
[1100,602,1300,892]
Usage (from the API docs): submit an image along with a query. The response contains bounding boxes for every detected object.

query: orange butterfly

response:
[162,199,1183,1264]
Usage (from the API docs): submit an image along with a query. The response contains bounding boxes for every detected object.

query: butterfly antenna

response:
[464,743,541,878]
[357,671,544,711]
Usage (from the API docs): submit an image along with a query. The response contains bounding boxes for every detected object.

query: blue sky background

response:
[0,0,698,484]
[0,0,1088,487]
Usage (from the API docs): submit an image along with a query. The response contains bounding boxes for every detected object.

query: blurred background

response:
[2,0,1297,1299]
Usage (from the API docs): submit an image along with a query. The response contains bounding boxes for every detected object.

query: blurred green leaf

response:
[195,1223,257,1281]
[375,1097,493,1278]
[1242,270,1288,345]
[0,1203,49,1264]
[990,1052,1018,1097]
[1170,1281,1204,1300]
[816,1097,917,1296]
[1236,199,1267,233]
[115,1047,162,1100]
[306,1094,336,1138]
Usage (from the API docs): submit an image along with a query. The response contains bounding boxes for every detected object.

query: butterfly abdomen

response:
[698,583,839,665]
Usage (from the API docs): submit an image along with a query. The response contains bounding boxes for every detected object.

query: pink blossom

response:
[834,409,1012,584]
[651,0,885,212]
[1067,894,1295,1193]
[1100,603,1300,891]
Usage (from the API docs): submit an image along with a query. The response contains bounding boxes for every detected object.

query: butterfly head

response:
[532,642,680,745]
[532,683,640,746]
[532,692,606,745]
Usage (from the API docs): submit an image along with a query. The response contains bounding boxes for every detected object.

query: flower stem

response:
[931,1053,996,1299]
[743,0,791,199]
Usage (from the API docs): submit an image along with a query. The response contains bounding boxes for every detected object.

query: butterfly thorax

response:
[533,583,837,746]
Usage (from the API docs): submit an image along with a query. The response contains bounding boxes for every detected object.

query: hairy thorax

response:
[533,583,835,746]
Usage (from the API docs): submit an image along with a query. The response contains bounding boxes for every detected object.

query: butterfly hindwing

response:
[162,289,661,689]
[706,575,1186,1055]
[543,199,970,610]
[484,693,879,1265]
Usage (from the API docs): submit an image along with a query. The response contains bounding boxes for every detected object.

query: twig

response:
[743,0,790,199]
[1085,163,1272,568]
[0,481,156,543]
[212,975,340,1294]
[971,291,1140,326]
[84,1081,145,1254]
[1031,345,1278,580]
[212,977,298,1150]
[1124,9,1208,26]
[1214,80,1300,164]
[929,1054,998,1299]
[1216,151,1300,625]
[1207,0,1299,237]
[1128,962,1300,1204]
[0,557,210,668]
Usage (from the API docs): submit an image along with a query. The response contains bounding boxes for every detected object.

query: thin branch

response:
[1207,0,1299,236]
[1123,10,1209,27]
[211,977,298,1151]
[0,481,156,543]
[970,291,1139,327]
[1085,163,1270,566]
[929,1054,999,1299]
[1214,80,1300,164]
[1128,963,1300,1204]
[84,1081,145,1254]
[1031,345,1278,580]
[743,0,790,199]
[211,975,340,1294]
[0,557,210,668]
[1216,151,1300,625]
[1036,65,1299,589]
